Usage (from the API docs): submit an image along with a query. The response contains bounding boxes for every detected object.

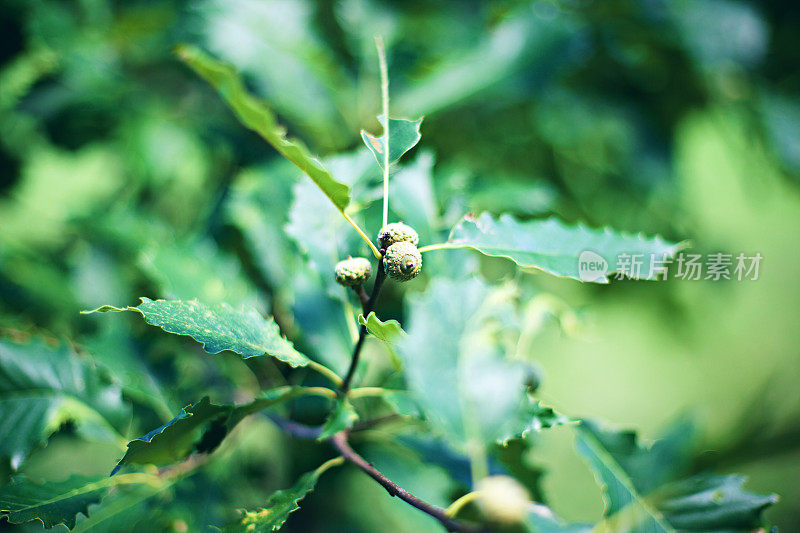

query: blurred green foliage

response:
[1,0,799,531]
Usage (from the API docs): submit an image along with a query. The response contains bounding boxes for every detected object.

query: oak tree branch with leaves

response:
[0,39,778,533]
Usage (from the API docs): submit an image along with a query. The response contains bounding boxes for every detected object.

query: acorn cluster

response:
[334,222,422,287]
[379,223,421,282]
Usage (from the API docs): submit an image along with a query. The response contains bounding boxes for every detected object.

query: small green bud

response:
[477,475,530,524]
[384,241,422,281]
[378,222,419,249]
[334,257,372,287]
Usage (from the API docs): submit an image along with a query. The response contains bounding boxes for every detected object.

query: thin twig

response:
[265,413,323,440]
[352,285,370,312]
[341,257,386,393]
[264,413,481,531]
[348,413,401,433]
[331,431,483,533]
[265,413,398,439]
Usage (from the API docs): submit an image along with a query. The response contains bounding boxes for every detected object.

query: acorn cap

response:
[384,241,422,282]
[378,222,419,249]
[334,257,372,286]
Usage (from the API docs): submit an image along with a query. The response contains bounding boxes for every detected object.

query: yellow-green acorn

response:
[378,222,419,249]
[384,241,422,281]
[334,257,372,287]
[476,475,530,524]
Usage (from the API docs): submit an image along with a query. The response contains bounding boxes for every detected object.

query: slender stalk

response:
[347,386,399,399]
[445,491,482,518]
[264,415,481,530]
[343,210,381,258]
[294,386,339,401]
[352,285,370,312]
[376,35,390,228]
[342,332,368,393]
[266,413,397,439]
[417,242,455,253]
[341,257,386,393]
[331,432,482,533]
[307,360,344,387]
[266,413,323,440]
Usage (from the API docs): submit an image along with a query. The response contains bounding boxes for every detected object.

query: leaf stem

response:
[307,360,344,387]
[331,431,482,532]
[417,242,455,253]
[342,210,381,258]
[296,386,339,401]
[341,256,386,393]
[347,386,396,399]
[376,35,390,228]
[445,491,482,518]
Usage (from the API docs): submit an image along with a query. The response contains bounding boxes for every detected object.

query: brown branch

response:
[341,256,386,392]
[263,414,482,531]
[330,431,483,533]
[265,413,401,440]
[352,285,369,311]
[265,413,323,439]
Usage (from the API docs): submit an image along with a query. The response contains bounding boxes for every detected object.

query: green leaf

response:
[0,475,107,529]
[227,386,332,429]
[317,398,358,441]
[0,473,161,529]
[575,420,777,532]
[226,457,343,532]
[138,238,260,307]
[442,213,683,282]
[71,483,171,533]
[350,387,422,418]
[0,339,127,467]
[175,45,350,211]
[653,475,778,531]
[285,179,352,300]
[113,387,326,473]
[498,395,574,445]
[376,389,423,418]
[525,505,593,533]
[398,278,543,452]
[358,312,406,343]
[389,151,439,243]
[495,439,546,502]
[111,396,228,475]
[361,115,423,170]
[84,298,310,367]
[357,312,405,370]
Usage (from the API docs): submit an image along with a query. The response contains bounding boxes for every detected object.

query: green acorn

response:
[476,475,530,524]
[334,257,372,287]
[384,241,422,281]
[378,222,419,249]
